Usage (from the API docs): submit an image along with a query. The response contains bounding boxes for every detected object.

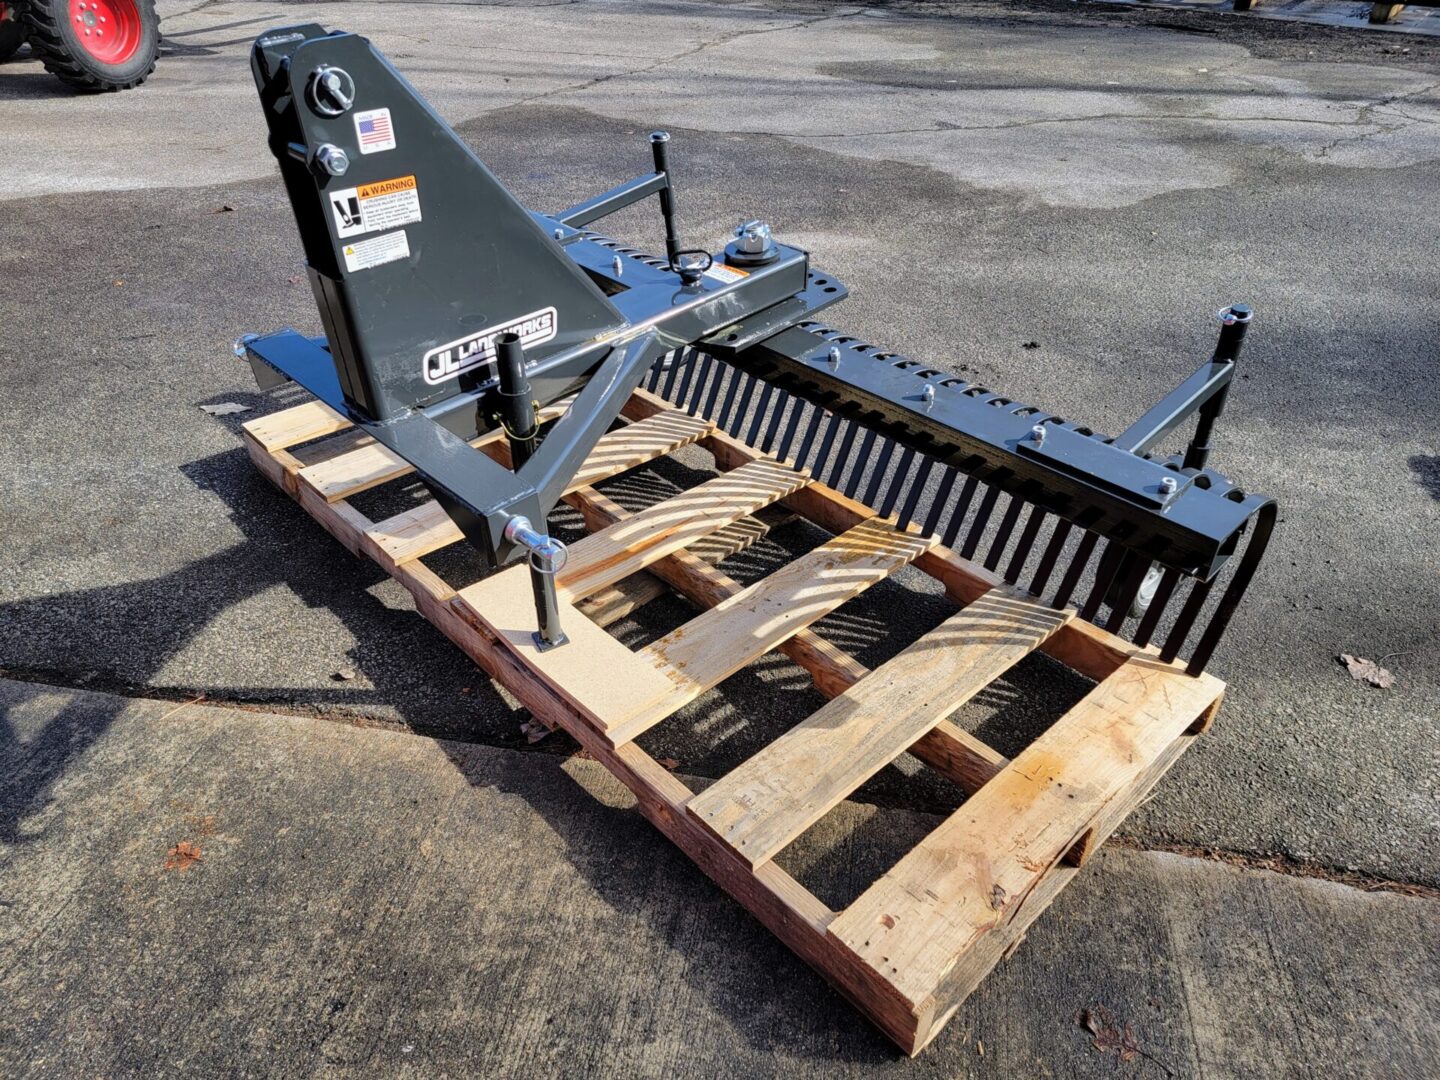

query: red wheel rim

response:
[71,0,141,65]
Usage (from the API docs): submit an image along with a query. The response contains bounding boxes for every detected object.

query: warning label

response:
[704,263,750,285]
[331,175,421,239]
[343,230,410,273]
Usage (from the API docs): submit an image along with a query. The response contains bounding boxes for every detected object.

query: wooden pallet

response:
[241,388,1225,1056]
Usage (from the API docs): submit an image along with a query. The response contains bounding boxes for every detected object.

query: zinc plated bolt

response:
[921,383,935,406]
[612,254,624,276]
[314,143,350,177]
[1160,475,1178,495]
[1031,423,1046,445]
[827,346,840,365]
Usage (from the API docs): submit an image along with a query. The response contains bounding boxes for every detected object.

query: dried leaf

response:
[213,204,235,213]
[656,757,681,771]
[990,883,1007,910]
[199,402,251,416]
[1340,654,1394,689]
[332,668,356,681]
[164,841,203,871]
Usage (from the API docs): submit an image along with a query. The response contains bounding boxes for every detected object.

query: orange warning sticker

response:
[357,175,418,200]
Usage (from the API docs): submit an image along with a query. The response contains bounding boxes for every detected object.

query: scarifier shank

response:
[236,24,1274,671]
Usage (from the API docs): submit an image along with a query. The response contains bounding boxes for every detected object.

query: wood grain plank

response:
[620,388,1149,684]
[601,518,933,745]
[688,589,1071,868]
[455,566,679,736]
[827,656,1224,1013]
[556,458,809,603]
[242,401,349,453]
[364,410,715,566]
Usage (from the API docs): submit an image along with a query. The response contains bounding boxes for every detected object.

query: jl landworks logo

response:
[422,307,559,385]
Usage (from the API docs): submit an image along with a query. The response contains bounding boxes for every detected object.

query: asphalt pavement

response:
[1,0,1437,1073]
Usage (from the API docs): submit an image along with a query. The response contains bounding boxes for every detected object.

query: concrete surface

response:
[2,678,1436,1076]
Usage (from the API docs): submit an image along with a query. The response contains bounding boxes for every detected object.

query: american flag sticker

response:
[353,107,397,155]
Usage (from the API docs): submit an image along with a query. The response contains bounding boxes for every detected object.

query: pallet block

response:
[240,387,1224,1056]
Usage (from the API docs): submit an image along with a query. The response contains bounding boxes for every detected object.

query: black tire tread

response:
[0,7,24,61]
[21,0,157,92]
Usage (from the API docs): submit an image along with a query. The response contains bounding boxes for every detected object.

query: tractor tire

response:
[22,0,158,92]
[0,3,25,61]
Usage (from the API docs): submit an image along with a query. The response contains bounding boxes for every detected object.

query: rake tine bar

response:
[1051,530,1099,609]
[982,494,1024,571]
[862,438,898,508]
[1004,505,1047,584]
[897,455,935,531]
[1028,518,1074,598]
[879,446,917,519]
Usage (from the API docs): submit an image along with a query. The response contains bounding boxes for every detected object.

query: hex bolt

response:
[827,346,841,365]
[1032,423,1047,445]
[553,228,564,240]
[1160,475,1178,495]
[314,143,350,177]
[612,254,624,277]
[921,383,936,406]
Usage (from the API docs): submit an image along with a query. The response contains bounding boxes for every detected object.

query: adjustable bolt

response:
[314,143,350,177]
[921,383,935,406]
[827,346,841,365]
[1160,475,1178,495]
[1031,423,1047,445]
[553,228,564,240]
[612,254,624,277]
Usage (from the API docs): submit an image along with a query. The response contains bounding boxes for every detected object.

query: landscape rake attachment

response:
[234,24,1275,1055]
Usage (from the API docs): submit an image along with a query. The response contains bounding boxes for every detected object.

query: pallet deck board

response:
[689,589,1071,869]
[240,389,1224,1057]
[828,656,1224,1019]
[364,409,715,566]
[556,457,810,603]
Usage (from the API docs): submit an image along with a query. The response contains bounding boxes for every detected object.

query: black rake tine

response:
[776,399,808,463]
[726,374,759,437]
[646,356,665,392]
[1161,578,1214,663]
[1185,503,1277,674]
[761,391,792,455]
[1028,518,1073,597]
[812,412,845,481]
[897,455,936,532]
[982,495,1024,572]
[1132,567,1180,648]
[1104,554,1152,634]
[793,408,827,472]
[716,365,744,431]
[879,447,917,519]
[862,439,898,508]
[1004,505,1047,584]
[942,476,980,550]
[701,358,726,419]
[825,419,861,488]
[746,382,775,447]
[844,429,880,498]
[960,483,1002,559]
[679,352,709,414]
[922,467,960,539]
[1051,530,1099,609]
[1080,541,1126,623]
[661,348,687,400]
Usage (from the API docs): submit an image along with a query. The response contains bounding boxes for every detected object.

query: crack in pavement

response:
[497,5,867,113]
[6,666,1435,900]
